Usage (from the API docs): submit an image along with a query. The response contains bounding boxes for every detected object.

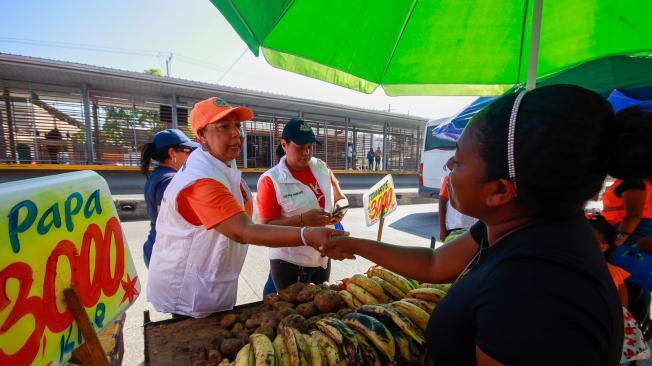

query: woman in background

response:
[140,128,199,268]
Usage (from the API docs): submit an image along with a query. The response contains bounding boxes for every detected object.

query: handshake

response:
[302,226,357,260]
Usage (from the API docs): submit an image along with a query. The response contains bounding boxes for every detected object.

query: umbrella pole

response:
[526,0,544,91]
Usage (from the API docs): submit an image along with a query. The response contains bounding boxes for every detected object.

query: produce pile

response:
[187,266,450,366]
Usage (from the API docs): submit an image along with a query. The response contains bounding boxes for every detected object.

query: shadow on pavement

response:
[388,211,440,240]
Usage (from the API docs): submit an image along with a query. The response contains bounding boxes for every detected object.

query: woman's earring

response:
[201,142,209,151]
[173,157,177,163]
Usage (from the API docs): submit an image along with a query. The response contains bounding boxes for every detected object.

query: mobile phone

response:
[332,205,350,217]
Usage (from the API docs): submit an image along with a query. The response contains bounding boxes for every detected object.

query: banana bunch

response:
[365,266,418,301]
[339,274,389,308]
[235,334,276,366]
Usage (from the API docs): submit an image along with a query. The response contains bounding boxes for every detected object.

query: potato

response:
[254,324,276,340]
[263,293,280,305]
[296,302,318,318]
[279,313,308,333]
[191,347,208,362]
[208,349,223,363]
[211,336,224,351]
[276,307,298,320]
[219,314,238,329]
[260,317,279,329]
[231,322,245,334]
[278,282,305,303]
[220,338,245,359]
[272,301,295,311]
[237,308,256,322]
[314,289,342,313]
[214,328,232,339]
[259,310,278,321]
[296,283,320,303]
[245,317,261,329]
[237,330,252,344]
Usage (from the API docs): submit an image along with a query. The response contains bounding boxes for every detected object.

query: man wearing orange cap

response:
[147,97,346,318]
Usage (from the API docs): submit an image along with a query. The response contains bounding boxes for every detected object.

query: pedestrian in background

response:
[367,147,375,170]
[374,146,382,170]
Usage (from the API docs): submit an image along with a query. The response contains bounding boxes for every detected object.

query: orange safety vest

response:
[602,179,652,225]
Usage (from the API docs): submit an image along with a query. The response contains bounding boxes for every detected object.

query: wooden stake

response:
[376,205,386,242]
[64,288,110,366]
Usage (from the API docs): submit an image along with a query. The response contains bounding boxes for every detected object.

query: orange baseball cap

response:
[189,97,254,134]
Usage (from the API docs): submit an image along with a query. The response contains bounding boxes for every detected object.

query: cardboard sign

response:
[362,175,398,227]
[0,171,140,365]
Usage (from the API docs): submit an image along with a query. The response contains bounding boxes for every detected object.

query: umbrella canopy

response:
[211,0,652,96]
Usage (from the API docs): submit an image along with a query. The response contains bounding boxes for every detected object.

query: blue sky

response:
[1,0,475,118]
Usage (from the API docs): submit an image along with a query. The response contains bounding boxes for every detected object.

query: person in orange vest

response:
[602,178,652,245]
[588,213,630,306]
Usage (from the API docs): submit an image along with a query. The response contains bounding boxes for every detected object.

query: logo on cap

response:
[213,98,228,106]
[299,122,313,133]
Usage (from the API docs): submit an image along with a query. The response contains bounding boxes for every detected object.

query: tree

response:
[144,68,163,76]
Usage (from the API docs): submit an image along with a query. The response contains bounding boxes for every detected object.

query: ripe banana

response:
[407,287,446,303]
[310,330,346,366]
[304,331,325,366]
[346,283,379,305]
[402,298,436,314]
[366,266,413,294]
[342,312,396,361]
[315,318,364,366]
[351,329,382,366]
[249,333,275,366]
[390,301,430,332]
[356,304,425,346]
[273,334,290,366]
[393,329,421,364]
[351,274,389,302]
[419,283,451,293]
[370,276,406,300]
[279,326,310,366]
[406,278,419,290]
[234,343,254,366]
[340,290,362,309]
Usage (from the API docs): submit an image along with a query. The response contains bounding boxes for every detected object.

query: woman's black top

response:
[425,215,624,365]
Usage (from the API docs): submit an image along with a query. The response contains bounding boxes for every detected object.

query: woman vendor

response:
[321,85,652,365]
[147,97,344,318]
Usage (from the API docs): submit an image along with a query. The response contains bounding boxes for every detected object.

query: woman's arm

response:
[321,231,479,283]
[439,197,448,241]
[260,210,331,227]
[616,189,646,245]
[216,211,347,250]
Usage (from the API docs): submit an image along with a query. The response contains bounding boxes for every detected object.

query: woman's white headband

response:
[508,91,526,192]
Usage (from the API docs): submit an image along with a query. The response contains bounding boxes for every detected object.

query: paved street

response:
[121,203,441,366]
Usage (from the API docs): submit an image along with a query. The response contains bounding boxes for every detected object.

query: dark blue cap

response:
[282,118,321,145]
[151,129,200,151]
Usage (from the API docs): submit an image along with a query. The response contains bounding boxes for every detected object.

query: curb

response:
[114,192,435,221]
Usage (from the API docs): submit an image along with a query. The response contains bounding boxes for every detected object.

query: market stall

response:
[144,266,449,366]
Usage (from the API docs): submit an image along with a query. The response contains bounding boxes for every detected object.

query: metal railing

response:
[0,86,423,171]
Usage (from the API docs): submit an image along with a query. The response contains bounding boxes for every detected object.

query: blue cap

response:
[282,118,320,145]
[151,129,200,151]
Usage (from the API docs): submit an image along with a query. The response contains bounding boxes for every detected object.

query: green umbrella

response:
[210,0,652,96]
